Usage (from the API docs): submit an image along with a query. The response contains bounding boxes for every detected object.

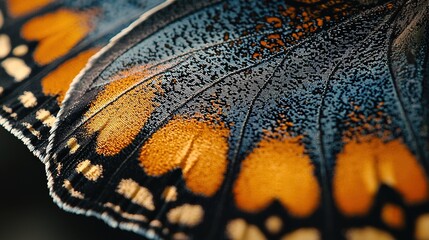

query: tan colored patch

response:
[116,179,155,211]
[35,109,56,127]
[18,91,37,108]
[162,186,178,202]
[0,87,3,95]
[85,66,164,156]
[63,180,84,199]
[67,137,80,154]
[21,8,93,65]
[167,204,204,227]
[2,57,31,81]
[265,216,283,234]
[12,45,28,56]
[0,34,11,58]
[226,219,266,240]
[75,159,103,181]
[7,0,54,17]
[233,136,319,216]
[415,214,429,240]
[140,117,229,196]
[281,228,320,240]
[333,136,428,216]
[346,227,394,240]
[104,202,147,222]
[172,232,189,240]
[149,220,162,228]
[381,204,404,229]
[41,48,99,104]
[22,122,41,139]
[0,11,3,28]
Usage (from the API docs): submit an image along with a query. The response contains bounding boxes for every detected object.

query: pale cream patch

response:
[63,180,84,199]
[226,219,266,240]
[12,45,28,56]
[35,109,56,127]
[415,214,429,240]
[103,202,148,222]
[1,57,31,81]
[75,159,103,181]
[18,91,37,108]
[162,186,178,202]
[346,227,394,240]
[149,220,162,228]
[22,122,41,139]
[281,228,320,240]
[56,162,62,176]
[167,204,204,227]
[116,179,155,211]
[265,216,283,234]
[0,34,11,58]
[67,137,80,154]
[0,86,4,95]
[2,105,16,119]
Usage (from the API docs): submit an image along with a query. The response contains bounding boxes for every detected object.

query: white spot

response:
[2,57,31,81]
[281,228,320,240]
[13,45,28,56]
[63,180,84,199]
[18,91,37,108]
[75,159,103,181]
[67,137,80,154]
[0,34,11,58]
[22,122,41,139]
[35,109,56,127]
[346,227,394,240]
[116,179,155,211]
[416,214,429,240]
[162,186,178,202]
[167,204,204,227]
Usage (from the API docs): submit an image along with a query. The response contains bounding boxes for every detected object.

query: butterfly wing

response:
[0,0,169,158]
[48,0,429,239]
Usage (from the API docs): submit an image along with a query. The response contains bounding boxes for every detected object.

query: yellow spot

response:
[18,91,37,108]
[234,136,319,217]
[162,186,178,202]
[333,136,428,216]
[167,204,204,227]
[63,180,84,199]
[22,122,41,139]
[103,202,148,222]
[346,227,394,240]
[381,204,404,229]
[416,214,429,240]
[140,117,229,196]
[12,45,28,56]
[281,228,320,240]
[85,66,164,156]
[75,160,103,181]
[41,48,99,104]
[2,57,31,81]
[226,219,266,240]
[265,216,283,234]
[21,9,93,65]
[0,34,11,58]
[116,179,155,211]
[67,137,80,154]
[35,109,56,127]
[7,0,54,17]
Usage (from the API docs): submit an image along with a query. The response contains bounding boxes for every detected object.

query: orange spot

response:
[41,48,99,104]
[381,204,405,229]
[85,66,164,156]
[234,136,320,217]
[21,9,93,65]
[333,136,428,216]
[266,16,282,28]
[140,117,229,196]
[7,0,54,17]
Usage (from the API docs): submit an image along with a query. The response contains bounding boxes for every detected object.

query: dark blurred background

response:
[0,127,144,240]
